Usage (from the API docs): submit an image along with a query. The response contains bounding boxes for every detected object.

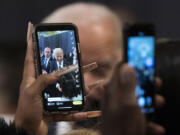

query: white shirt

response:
[45,57,50,68]
[57,61,63,69]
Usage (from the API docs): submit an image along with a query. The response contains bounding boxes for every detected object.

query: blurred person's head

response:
[43,2,123,99]
[53,48,64,63]
[44,47,51,58]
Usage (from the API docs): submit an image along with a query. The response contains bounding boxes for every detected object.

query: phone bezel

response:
[33,23,85,113]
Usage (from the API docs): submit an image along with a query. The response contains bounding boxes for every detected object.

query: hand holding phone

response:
[16,22,101,135]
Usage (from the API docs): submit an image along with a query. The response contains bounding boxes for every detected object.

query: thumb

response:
[27,65,78,95]
[28,72,60,95]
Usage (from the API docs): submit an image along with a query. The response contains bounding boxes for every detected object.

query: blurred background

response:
[1,0,180,45]
[0,0,180,134]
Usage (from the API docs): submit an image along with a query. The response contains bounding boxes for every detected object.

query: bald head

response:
[43,3,120,25]
[43,2,122,51]
[43,2,123,91]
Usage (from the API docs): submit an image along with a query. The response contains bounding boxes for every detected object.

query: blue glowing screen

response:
[128,36,155,113]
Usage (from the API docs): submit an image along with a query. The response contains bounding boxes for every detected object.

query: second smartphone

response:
[124,23,155,114]
[33,23,85,113]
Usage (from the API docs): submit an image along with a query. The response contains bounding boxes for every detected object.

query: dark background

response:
[0,0,180,47]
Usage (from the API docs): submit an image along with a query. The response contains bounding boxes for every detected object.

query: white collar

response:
[57,61,63,68]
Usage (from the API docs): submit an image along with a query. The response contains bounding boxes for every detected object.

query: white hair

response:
[53,48,63,57]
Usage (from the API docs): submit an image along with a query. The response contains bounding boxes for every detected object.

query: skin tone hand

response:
[102,63,146,135]
[86,68,166,135]
[15,22,99,135]
[102,63,165,135]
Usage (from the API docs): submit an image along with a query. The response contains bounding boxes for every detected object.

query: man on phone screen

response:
[41,47,53,74]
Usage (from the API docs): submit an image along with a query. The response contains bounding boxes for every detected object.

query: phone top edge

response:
[34,23,84,112]
[35,22,76,25]
[123,23,155,35]
[123,23,156,61]
[34,23,79,43]
[34,22,78,31]
[124,22,155,28]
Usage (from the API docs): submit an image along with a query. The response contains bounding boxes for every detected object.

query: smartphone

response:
[124,23,155,114]
[33,23,85,113]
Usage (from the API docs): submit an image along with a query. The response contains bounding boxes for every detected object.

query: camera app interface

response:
[128,35,155,113]
[37,30,83,110]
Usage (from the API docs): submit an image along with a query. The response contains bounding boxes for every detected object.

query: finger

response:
[82,62,98,73]
[155,94,165,108]
[46,111,101,123]
[28,73,60,95]
[28,66,78,95]
[85,80,104,100]
[105,63,137,110]
[147,122,165,135]
[23,22,35,81]
[118,64,136,93]
[86,111,101,118]
[85,83,104,101]
[48,112,87,122]
[87,80,104,90]
[55,65,78,76]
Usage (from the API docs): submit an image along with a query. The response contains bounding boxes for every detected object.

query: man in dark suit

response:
[68,48,78,65]
[41,47,53,74]
[50,48,70,73]
[49,48,76,98]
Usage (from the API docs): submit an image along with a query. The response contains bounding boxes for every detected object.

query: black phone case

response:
[33,23,85,113]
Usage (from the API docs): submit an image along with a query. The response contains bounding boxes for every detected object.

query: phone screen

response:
[35,25,84,112]
[127,32,155,114]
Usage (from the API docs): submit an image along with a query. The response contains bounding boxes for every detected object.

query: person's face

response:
[79,21,122,99]
[44,48,51,58]
[55,52,63,62]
